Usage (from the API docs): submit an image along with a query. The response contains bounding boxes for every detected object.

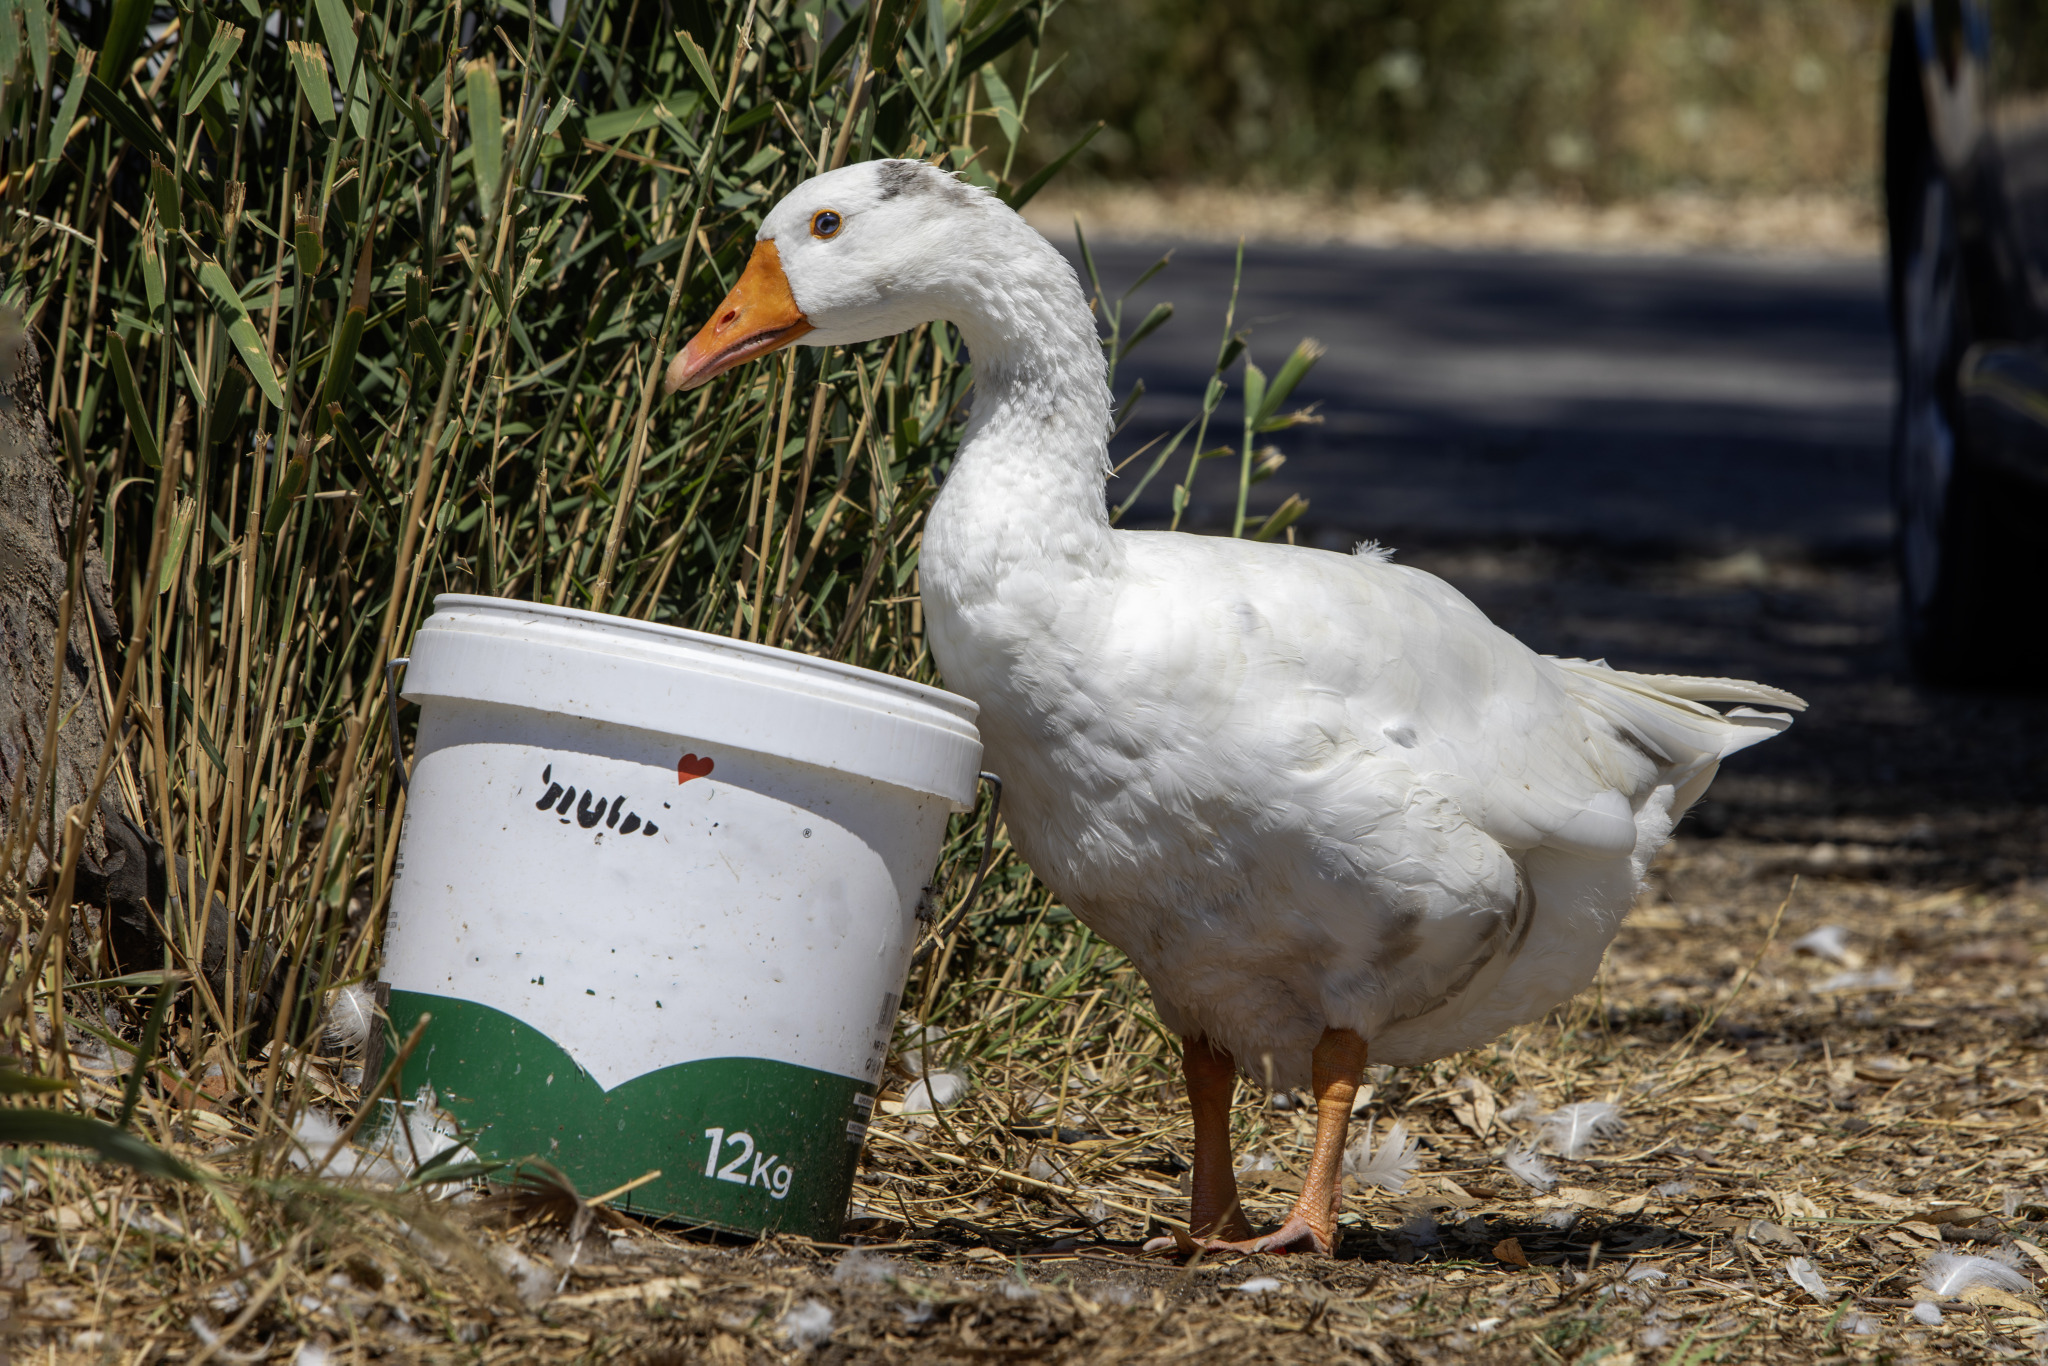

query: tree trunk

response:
[0,317,133,896]
[0,316,266,1032]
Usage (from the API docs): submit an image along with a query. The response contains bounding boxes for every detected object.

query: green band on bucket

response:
[387,990,872,1240]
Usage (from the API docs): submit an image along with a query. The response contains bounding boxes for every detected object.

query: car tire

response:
[1890,152,2048,685]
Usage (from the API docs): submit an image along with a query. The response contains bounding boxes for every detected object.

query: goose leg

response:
[1143,1035,1252,1251]
[1199,1027,1368,1256]
[1183,1036,1254,1243]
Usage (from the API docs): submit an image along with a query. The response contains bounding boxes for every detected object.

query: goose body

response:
[671,159,1804,1252]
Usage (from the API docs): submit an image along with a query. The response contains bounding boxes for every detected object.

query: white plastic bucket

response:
[380,595,981,1237]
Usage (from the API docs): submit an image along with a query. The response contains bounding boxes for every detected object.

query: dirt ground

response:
[5,544,2045,1363]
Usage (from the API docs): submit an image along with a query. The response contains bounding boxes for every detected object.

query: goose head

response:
[667,159,1003,393]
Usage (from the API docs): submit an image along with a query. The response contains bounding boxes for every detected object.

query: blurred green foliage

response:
[1019,0,1889,197]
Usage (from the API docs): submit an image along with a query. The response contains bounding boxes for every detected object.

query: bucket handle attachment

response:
[384,657,411,794]
[910,771,1003,968]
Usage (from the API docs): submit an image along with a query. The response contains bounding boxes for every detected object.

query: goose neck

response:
[931,226,1113,546]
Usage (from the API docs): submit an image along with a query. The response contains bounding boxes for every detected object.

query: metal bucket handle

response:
[910,771,1002,968]
[384,657,412,793]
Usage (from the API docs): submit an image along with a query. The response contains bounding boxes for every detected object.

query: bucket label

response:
[388,989,870,1240]
[528,762,666,836]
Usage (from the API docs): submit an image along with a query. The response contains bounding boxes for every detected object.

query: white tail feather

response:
[1920,1251,2032,1299]
[1537,1101,1626,1158]
[1342,1119,1421,1193]
[1503,1142,1557,1193]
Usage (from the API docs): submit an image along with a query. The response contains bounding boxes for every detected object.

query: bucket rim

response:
[424,593,977,723]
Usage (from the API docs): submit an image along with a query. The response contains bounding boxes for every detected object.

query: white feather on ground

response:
[320,984,377,1053]
[901,1071,969,1115]
[1536,1101,1626,1158]
[1503,1142,1558,1193]
[288,1111,403,1186]
[1790,925,1855,965]
[1498,1093,1543,1125]
[1787,1256,1833,1302]
[1342,1119,1421,1193]
[833,1250,897,1286]
[779,1300,835,1350]
[288,1087,475,1190]
[1919,1250,2033,1299]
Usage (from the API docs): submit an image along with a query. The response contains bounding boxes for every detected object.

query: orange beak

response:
[666,240,814,393]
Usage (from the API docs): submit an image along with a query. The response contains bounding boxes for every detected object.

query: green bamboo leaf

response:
[1255,338,1325,430]
[980,66,1021,145]
[1112,376,1144,434]
[194,254,283,406]
[541,94,578,144]
[92,0,150,87]
[872,0,915,73]
[1240,360,1266,433]
[104,334,160,468]
[1003,120,1099,211]
[169,677,226,775]
[1121,250,1174,300]
[317,236,374,413]
[400,1157,510,1191]
[159,495,194,593]
[674,28,720,104]
[0,1065,70,1095]
[0,0,21,85]
[294,215,324,277]
[225,317,285,408]
[725,100,777,135]
[1116,302,1173,366]
[0,1108,196,1183]
[180,22,244,116]
[365,51,439,147]
[1215,332,1247,375]
[409,317,447,372]
[811,13,862,93]
[43,47,91,172]
[117,978,177,1130]
[148,157,179,236]
[312,0,358,98]
[263,457,309,536]
[465,59,503,214]
[960,8,1033,77]
[173,336,206,406]
[17,0,43,84]
[18,0,43,85]
[139,229,165,312]
[81,73,174,163]
[286,41,338,134]
[303,0,368,137]
[1249,492,1309,543]
[404,267,428,326]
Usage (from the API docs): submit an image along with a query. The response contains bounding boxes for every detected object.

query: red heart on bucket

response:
[677,753,715,784]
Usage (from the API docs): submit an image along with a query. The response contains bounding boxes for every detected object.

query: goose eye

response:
[810,210,842,239]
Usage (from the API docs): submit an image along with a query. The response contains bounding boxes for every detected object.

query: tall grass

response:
[0,0,1080,1156]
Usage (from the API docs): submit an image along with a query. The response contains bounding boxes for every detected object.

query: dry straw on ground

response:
[4,833,2044,1363]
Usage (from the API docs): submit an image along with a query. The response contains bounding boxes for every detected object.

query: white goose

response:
[668,160,1804,1255]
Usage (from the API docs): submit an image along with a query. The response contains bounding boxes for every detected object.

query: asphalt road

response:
[1061,239,1895,557]
[1046,236,2045,884]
